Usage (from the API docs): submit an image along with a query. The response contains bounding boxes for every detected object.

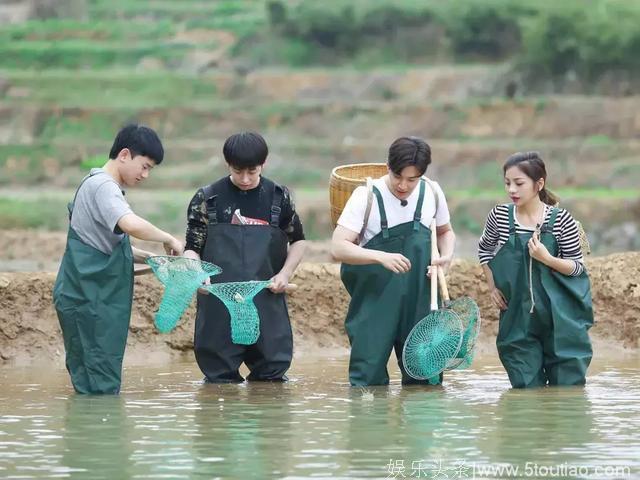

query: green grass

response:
[0,39,198,70]
[448,187,640,200]
[3,134,639,190]
[0,187,328,239]
[2,70,220,108]
[0,138,334,188]
[0,189,194,232]
[1,187,636,237]
[79,155,105,170]
[0,0,638,82]
[584,134,615,146]
[0,197,67,229]
[299,187,640,203]
[0,145,63,185]
[86,0,254,17]
[0,19,176,42]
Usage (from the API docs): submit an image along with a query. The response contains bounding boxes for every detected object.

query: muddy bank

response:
[0,252,638,367]
[0,230,336,272]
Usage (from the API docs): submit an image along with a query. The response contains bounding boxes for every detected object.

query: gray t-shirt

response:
[70,168,133,254]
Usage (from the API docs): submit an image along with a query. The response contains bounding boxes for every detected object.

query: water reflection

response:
[340,384,483,478]
[192,382,294,478]
[60,396,131,479]
[487,388,598,468]
[0,357,638,479]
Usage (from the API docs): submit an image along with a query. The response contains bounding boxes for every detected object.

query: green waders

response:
[53,196,134,394]
[489,205,593,388]
[341,180,439,386]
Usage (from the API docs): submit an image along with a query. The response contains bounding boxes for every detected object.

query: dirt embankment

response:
[0,253,638,367]
[0,230,335,272]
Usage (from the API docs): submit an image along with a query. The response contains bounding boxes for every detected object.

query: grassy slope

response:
[0,0,638,252]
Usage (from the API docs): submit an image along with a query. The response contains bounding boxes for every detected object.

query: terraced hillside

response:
[1,0,639,255]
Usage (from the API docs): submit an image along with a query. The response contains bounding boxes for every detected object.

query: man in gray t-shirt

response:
[54,124,183,395]
[71,168,133,255]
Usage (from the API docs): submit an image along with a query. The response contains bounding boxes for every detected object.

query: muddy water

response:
[0,354,638,479]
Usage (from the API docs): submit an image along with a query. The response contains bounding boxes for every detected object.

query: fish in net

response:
[204,280,272,345]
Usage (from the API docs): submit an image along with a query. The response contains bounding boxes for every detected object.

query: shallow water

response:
[0,354,639,479]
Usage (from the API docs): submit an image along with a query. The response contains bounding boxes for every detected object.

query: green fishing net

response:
[204,280,271,345]
[146,256,222,333]
[402,309,463,380]
[446,297,482,370]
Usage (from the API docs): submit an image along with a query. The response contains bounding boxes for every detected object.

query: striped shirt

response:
[478,204,584,276]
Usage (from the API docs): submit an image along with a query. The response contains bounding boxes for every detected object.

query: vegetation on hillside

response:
[1,0,639,90]
[0,0,638,250]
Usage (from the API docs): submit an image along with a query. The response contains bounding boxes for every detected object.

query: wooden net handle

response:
[430,220,438,311]
[433,245,450,303]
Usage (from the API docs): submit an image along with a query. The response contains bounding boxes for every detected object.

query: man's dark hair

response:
[387,136,431,175]
[109,124,164,164]
[223,131,269,168]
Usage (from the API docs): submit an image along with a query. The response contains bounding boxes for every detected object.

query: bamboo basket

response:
[329,163,388,227]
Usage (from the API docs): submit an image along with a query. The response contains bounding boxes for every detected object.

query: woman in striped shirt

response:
[479,152,593,388]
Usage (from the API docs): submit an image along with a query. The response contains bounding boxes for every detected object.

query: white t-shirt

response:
[338,177,451,246]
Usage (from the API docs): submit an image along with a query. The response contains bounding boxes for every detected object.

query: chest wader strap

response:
[67,170,103,220]
[507,204,517,248]
[413,180,426,231]
[203,184,218,225]
[358,177,375,243]
[506,203,536,313]
[270,184,283,227]
[372,186,389,239]
[541,207,559,234]
[508,203,559,314]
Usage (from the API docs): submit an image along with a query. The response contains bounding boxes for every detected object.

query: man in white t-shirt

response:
[331,136,456,386]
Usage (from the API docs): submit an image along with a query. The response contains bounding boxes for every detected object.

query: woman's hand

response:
[491,287,508,310]
[528,233,552,264]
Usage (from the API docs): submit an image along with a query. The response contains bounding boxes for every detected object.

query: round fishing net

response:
[402,309,463,380]
[446,297,482,370]
[204,280,271,345]
[146,256,222,333]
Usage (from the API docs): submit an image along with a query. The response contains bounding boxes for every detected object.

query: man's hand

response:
[431,252,453,274]
[163,236,184,256]
[197,275,211,295]
[269,272,290,293]
[182,250,209,294]
[377,251,411,274]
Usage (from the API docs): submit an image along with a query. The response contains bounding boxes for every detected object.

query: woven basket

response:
[329,163,388,227]
[576,221,591,255]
